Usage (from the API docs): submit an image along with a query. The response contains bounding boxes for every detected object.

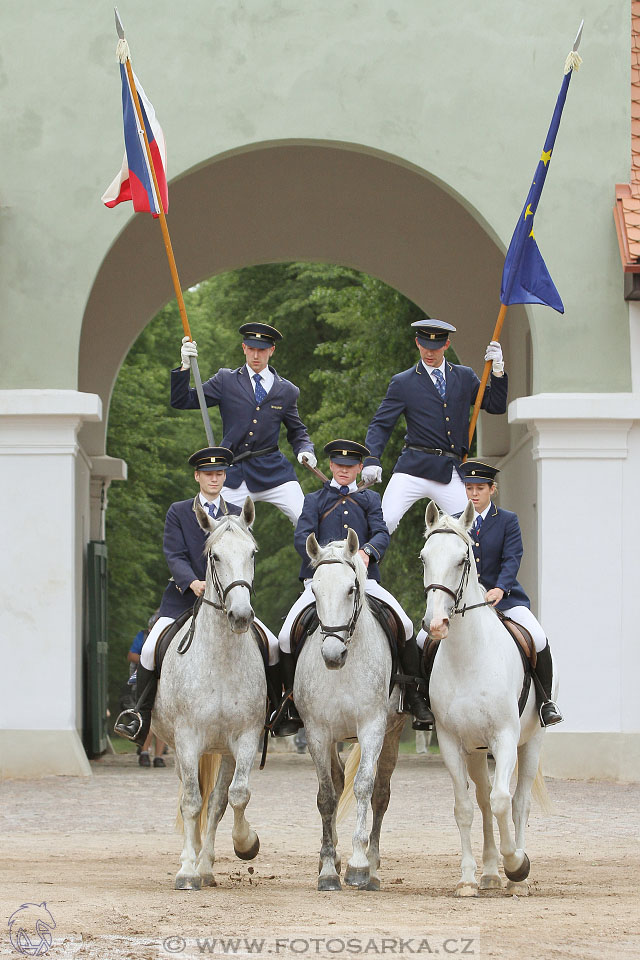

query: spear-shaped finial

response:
[114,7,130,62]
[565,19,584,74]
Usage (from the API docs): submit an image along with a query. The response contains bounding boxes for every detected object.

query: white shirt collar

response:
[422,358,446,380]
[246,364,274,394]
[474,503,492,522]
[330,479,359,493]
[199,493,222,512]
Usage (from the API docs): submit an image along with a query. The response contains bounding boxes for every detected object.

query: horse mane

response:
[424,511,473,548]
[204,514,258,553]
[310,540,368,602]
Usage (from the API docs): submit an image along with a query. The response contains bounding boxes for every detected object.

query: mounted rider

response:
[362,318,509,533]
[277,439,433,732]
[172,322,316,525]
[114,446,283,745]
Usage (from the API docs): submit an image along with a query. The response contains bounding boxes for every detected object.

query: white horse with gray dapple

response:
[295,530,404,892]
[151,499,265,890]
[421,501,553,897]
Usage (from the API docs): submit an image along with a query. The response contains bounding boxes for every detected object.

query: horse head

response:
[196,497,257,633]
[306,528,364,669]
[420,500,475,640]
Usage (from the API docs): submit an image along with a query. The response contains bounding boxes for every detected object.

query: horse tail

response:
[175,752,223,835]
[336,743,360,824]
[531,757,555,815]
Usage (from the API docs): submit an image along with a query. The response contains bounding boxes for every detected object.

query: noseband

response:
[422,527,488,621]
[314,557,362,645]
[202,549,255,615]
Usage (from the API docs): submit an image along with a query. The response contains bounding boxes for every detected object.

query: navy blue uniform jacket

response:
[294,482,389,582]
[364,362,508,483]
[460,504,530,613]
[158,496,241,619]
[171,365,313,491]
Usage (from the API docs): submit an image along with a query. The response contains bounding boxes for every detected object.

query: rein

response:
[423,527,492,622]
[313,557,362,644]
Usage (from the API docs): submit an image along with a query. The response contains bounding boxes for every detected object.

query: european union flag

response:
[500,66,578,314]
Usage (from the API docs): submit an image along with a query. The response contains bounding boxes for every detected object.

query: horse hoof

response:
[199,874,217,887]
[479,875,502,890]
[504,852,530,883]
[344,865,371,888]
[234,835,260,861]
[455,882,479,898]
[506,879,530,897]
[175,875,202,890]
[365,876,381,891]
[318,875,342,892]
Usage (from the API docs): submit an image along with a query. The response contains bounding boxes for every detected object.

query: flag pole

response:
[113,9,215,446]
[466,20,584,457]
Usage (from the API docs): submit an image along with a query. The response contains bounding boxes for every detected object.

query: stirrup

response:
[539,699,563,727]
[114,709,143,742]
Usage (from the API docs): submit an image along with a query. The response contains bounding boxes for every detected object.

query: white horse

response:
[151,499,265,890]
[421,501,551,897]
[295,530,404,892]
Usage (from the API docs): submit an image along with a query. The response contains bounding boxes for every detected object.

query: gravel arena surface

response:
[1,749,639,960]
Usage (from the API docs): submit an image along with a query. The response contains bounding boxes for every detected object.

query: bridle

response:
[422,527,490,622]
[314,557,362,645]
[201,546,255,614]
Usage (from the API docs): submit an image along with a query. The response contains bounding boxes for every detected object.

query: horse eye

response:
[348,585,356,596]
[212,554,220,562]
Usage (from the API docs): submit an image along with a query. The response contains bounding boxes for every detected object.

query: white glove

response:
[181,335,198,369]
[484,340,504,376]
[298,451,317,469]
[362,465,382,484]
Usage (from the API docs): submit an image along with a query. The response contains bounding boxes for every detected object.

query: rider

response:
[172,322,316,525]
[277,439,434,732]
[114,446,292,745]
[362,318,508,533]
[416,459,563,727]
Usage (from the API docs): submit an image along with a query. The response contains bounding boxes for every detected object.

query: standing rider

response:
[277,439,434,731]
[417,460,563,727]
[172,322,316,525]
[363,319,508,533]
[114,446,286,745]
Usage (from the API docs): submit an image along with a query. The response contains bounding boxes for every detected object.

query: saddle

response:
[153,606,270,677]
[420,611,535,717]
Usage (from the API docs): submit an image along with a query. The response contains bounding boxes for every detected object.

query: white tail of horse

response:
[175,752,222,835]
[531,760,554,815]
[336,744,360,824]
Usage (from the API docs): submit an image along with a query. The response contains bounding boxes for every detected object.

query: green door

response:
[86,540,109,756]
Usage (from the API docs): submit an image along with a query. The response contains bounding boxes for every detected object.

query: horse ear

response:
[195,499,213,531]
[460,500,475,531]
[307,532,321,560]
[425,500,440,532]
[242,496,255,528]
[346,527,359,556]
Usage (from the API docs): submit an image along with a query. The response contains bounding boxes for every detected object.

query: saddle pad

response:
[497,612,537,669]
[250,621,270,669]
[290,604,319,661]
[154,607,194,677]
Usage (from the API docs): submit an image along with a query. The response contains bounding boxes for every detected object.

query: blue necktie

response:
[207,501,219,519]
[339,485,350,496]
[432,368,446,399]
[473,514,483,537]
[253,373,267,404]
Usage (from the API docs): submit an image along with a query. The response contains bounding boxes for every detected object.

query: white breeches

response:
[278,578,413,654]
[222,480,305,525]
[381,470,469,534]
[140,613,280,669]
[416,604,547,653]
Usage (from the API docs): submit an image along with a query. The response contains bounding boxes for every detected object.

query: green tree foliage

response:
[105,263,457,711]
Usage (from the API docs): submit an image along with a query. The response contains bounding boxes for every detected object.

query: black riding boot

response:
[270,653,303,737]
[399,635,434,730]
[114,664,158,745]
[533,644,563,727]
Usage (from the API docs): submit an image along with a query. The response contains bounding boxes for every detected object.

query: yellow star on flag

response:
[529,227,535,239]
[524,204,534,220]
[540,148,552,166]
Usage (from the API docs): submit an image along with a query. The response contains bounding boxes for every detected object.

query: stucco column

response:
[0,390,102,777]
[510,394,640,782]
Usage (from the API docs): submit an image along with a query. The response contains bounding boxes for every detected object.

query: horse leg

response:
[174,740,203,890]
[466,752,501,891]
[228,733,260,861]
[308,733,341,891]
[366,716,403,891]
[330,744,344,875]
[506,733,543,896]
[490,733,530,884]
[198,755,235,886]
[438,727,478,896]
[344,721,385,889]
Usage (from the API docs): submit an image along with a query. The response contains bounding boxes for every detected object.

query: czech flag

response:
[102,64,168,216]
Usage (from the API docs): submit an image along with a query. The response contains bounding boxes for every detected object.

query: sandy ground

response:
[1,748,639,960]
